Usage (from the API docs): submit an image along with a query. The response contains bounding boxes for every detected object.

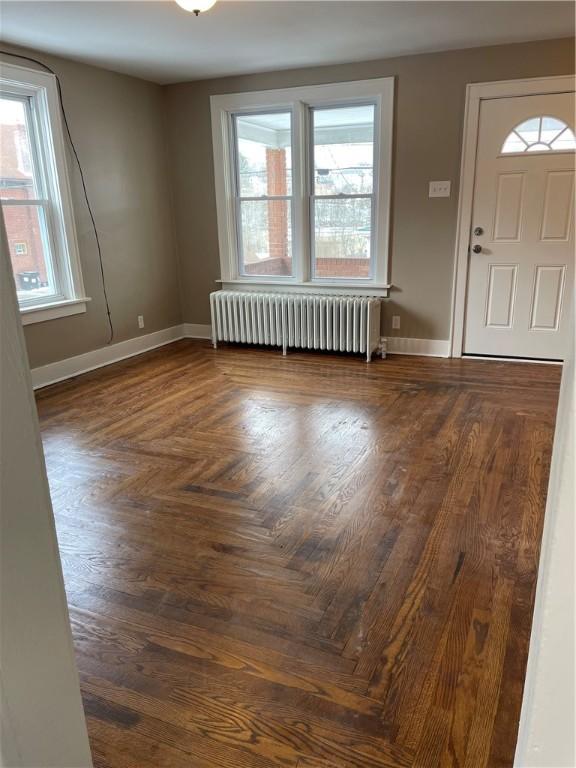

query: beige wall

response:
[2,38,574,363]
[1,44,182,369]
[164,37,575,341]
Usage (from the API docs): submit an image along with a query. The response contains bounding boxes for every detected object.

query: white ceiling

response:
[1,1,573,85]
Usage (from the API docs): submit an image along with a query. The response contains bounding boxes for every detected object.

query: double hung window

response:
[211,78,393,294]
[0,63,86,323]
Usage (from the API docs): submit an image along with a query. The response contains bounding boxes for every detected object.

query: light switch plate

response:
[429,180,451,198]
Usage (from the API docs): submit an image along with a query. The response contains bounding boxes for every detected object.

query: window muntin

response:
[0,64,85,318]
[311,103,375,281]
[233,110,294,277]
[502,116,576,154]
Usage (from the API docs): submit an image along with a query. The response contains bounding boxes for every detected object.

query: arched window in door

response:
[501,116,576,154]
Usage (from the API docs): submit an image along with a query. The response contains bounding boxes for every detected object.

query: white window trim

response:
[210,78,394,296]
[0,62,89,323]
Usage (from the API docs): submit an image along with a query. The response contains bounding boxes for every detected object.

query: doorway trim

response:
[449,74,576,358]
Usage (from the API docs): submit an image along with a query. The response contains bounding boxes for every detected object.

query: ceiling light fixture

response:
[175,0,217,15]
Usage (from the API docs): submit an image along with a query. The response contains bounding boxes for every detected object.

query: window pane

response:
[0,96,38,200]
[514,117,540,146]
[3,203,58,302]
[551,128,576,151]
[313,104,374,195]
[313,197,371,279]
[541,117,566,143]
[502,132,527,154]
[239,199,292,276]
[235,112,292,197]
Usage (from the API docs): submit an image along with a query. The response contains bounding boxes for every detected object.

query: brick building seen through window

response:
[0,113,49,291]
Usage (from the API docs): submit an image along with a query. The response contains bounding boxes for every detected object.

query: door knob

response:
[472,244,482,254]
[473,227,484,236]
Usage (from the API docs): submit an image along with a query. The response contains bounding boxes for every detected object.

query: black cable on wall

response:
[0,49,114,343]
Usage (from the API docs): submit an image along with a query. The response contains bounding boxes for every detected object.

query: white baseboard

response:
[31,325,185,390]
[461,354,562,365]
[31,326,451,390]
[183,323,212,340]
[182,327,450,358]
[384,337,451,357]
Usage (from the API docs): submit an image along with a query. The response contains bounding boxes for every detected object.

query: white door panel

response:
[493,172,525,241]
[540,171,574,240]
[464,92,575,360]
[530,265,566,330]
[485,264,517,327]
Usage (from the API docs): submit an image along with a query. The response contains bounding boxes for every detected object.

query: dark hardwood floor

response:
[36,340,561,768]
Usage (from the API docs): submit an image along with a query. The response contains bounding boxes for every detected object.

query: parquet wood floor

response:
[35,340,561,768]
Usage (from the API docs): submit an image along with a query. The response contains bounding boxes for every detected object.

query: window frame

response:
[0,62,88,324]
[211,78,394,296]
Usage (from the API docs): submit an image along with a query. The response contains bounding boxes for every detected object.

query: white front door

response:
[464,92,575,360]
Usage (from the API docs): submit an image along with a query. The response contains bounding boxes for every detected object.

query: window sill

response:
[218,280,390,297]
[20,297,91,326]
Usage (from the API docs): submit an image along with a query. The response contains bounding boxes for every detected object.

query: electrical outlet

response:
[429,180,451,198]
[392,315,401,330]
[137,315,145,329]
